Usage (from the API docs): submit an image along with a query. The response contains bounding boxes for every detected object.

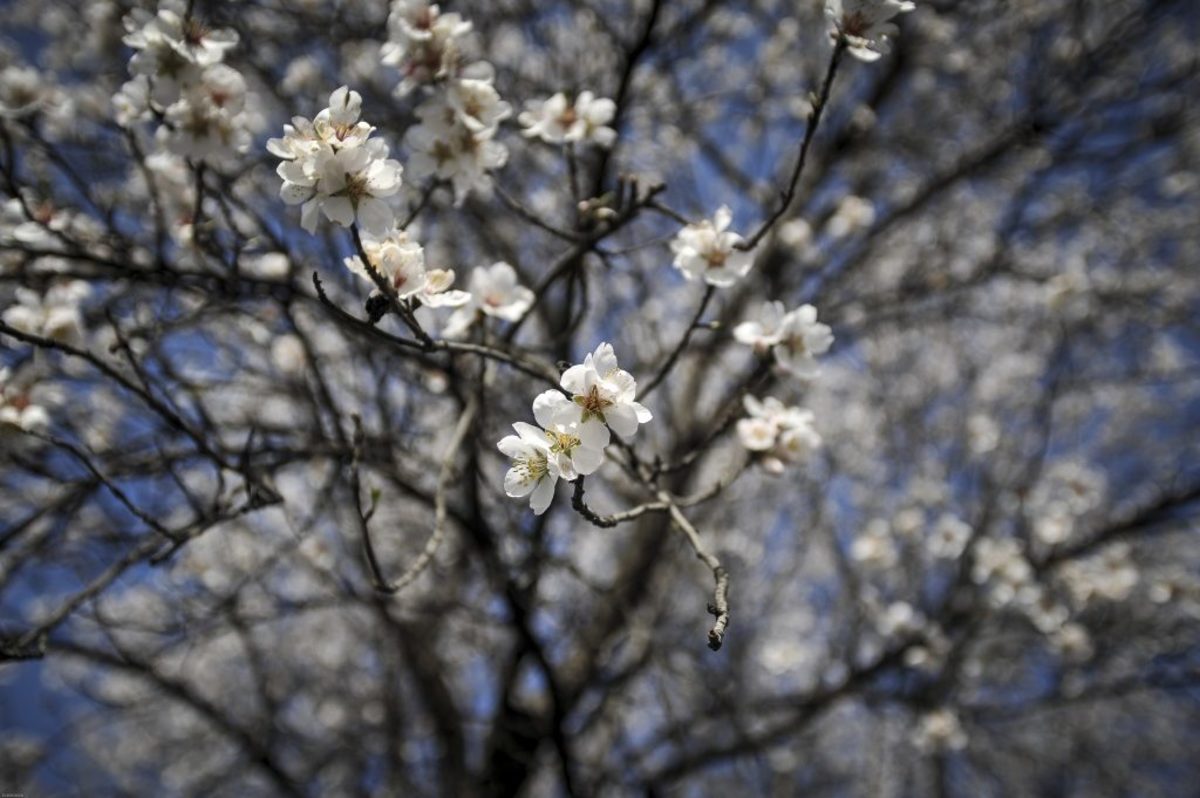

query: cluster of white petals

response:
[1030,461,1107,546]
[0,65,48,118]
[499,343,649,515]
[734,301,834,377]
[343,228,470,308]
[560,343,653,438]
[1061,542,1139,605]
[444,261,533,338]
[913,708,968,753]
[116,0,251,160]
[269,86,404,235]
[519,91,617,149]
[971,537,1036,607]
[385,1,511,205]
[736,395,821,474]
[851,519,898,569]
[825,0,915,62]
[670,206,756,287]
[927,514,972,559]
[382,1,473,96]
[2,281,89,346]
[0,366,49,433]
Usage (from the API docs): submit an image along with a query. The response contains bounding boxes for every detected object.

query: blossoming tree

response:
[1,0,1198,795]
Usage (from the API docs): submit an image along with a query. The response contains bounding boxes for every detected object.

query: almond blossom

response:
[444,262,533,336]
[0,367,49,433]
[271,88,403,235]
[116,2,252,164]
[734,302,834,377]
[670,206,755,287]
[559,342,652,438]
[497,422,558,515]
[385,3,510,206]
[497,391,609,515]
[913,708,968,753]
[736,395,822,474]
[314,142,404,234]
[519,91,618,148]
[772,304,835,377]
[404,114,508,205]
[161,64,251,158]
[343,229,470,306]
[0,65,47,118]
[825,0,915,62]
[2,281,89,345]
[382,1,473,95]
[733,301,788,353]
[532,390,609,479]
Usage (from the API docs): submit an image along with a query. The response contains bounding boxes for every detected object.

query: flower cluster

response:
[444,261,533,338]
[1029,461,1106,546]
[734,301,834,378]
[825,0,915,62]
[0,65,48,118]
[2,281,89,346]
[736,395,822,475]
[519,91,617,149]
[499,343,651,515]
[0,367,49,433]
[343,228,470,308]
[116,0,251,160]
[670,206,756,287]
[268,86,404,235]
[382,1,473,96]
[384,1,511,205]
[913,708,968,753]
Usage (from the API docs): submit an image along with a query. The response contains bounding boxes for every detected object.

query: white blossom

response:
[497,422,558,515]
[0,65,47,118]
[913,708,968,753]
[271,88,403,236]
[519,91,617,148]
[444,262,533,336]
[0,367,50,433]
[733,301,788,353]
[851,519,899,569]
[927,514,971,559]
[2,281,89,345]
[444,77,512,134]
[532,390,609,479]
[971,537,1035,607]
[343,228,469,306]
[382,1,474,95]
[404,115,508,205]
[117,2,250,163]
[122,2,238,105]
[160,64,250,158]
[825,0,915,63]
[737,395,821,473]
[827,194,876,237]
[772,304,834,378]
[670,206,755,287]
[559,343,652,438]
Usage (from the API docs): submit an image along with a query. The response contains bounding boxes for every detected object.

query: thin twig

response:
[571,477,667,528]
[389,396,479,592]
[495,184,583,242]
[24,430,181,542]
[313,272,564,387]
[738,40,845,251]
[657,490,730,650]
[350,415,397,594]
[637,284,715,401]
